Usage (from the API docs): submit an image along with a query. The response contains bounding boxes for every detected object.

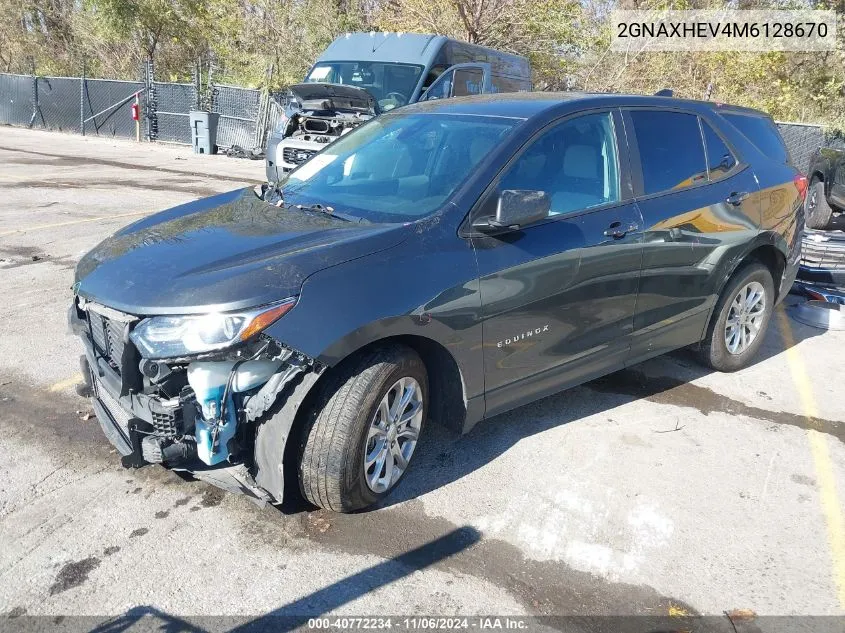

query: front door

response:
[418,63,491,102]
[472,110,644,417]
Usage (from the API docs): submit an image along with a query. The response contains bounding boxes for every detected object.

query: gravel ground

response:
[1,127,843,630]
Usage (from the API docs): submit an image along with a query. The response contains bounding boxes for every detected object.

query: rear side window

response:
[721,113,789,164]
[701,121,737,179]
[629,110,707,195]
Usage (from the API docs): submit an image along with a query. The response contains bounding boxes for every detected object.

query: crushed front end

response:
[69,295,319,503]
[266,83,377,180]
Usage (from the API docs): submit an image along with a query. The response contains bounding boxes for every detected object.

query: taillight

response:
[794,174,808,201]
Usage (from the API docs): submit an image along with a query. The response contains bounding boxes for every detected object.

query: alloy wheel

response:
[724,281,766,355]
[363,376,423,493]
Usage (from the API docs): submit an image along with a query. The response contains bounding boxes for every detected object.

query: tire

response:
[698,262,775,372]
[805,179,833,230]
[299,345,428,512]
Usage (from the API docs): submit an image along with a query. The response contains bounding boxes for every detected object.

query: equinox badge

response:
[497,325,550,348]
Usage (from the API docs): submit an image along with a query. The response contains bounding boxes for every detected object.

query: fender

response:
[263,219,485,404]
[253,371,321,503]
[697,228,793,343]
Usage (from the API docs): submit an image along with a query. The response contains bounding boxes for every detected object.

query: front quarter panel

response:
[262,219,485,400]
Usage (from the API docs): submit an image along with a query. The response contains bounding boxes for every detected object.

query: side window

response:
[499,112,620,216]
[420,69,453,101]
[421,64,449,92]
[630,110,707,195]
[701,120,737,180]
[453,68,484,96]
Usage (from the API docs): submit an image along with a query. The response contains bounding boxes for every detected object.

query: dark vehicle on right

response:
[805,145,845,229]
[72,93,806,512]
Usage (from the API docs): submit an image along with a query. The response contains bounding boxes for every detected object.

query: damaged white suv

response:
[265,32,532,181]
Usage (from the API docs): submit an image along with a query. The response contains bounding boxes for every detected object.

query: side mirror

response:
[473,189,550,234]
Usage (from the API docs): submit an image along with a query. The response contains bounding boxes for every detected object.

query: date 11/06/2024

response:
[307,617,529,630]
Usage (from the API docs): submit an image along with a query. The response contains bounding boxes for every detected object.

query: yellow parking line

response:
[0,210,152,238]
[49,373,83,393]
[777,308,845,607]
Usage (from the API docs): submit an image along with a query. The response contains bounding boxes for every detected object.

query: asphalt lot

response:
[1,127,844,628]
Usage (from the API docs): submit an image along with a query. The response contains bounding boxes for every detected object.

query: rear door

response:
[471,110,644,416]
[624,108,761,364]
[418,63,492,101]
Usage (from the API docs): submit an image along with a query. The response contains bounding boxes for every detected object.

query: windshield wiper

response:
[294,203,366,224]
[257,183,285,206]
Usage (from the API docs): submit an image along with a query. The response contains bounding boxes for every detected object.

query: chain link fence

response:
[0,73,35,126]
[154,82,195,144]
[776,122,826,174]
[0,71,839,170]
[0,71,267,150]
[30,76,79,132]
[0,73,145,139]
[212,84,263,149]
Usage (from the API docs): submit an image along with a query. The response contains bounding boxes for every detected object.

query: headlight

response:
[129,298,296,359]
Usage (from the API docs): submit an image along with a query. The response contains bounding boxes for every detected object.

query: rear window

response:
[721,113,790,164]
[629,110,707,195]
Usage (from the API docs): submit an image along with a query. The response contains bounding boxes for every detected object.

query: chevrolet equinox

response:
[70,93,805,512]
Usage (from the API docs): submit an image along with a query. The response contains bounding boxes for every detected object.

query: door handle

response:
[603,221,639,239]
[726,191,749,206]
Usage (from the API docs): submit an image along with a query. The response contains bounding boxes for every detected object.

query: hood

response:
[75,188,409,315]
[289,83,379,114]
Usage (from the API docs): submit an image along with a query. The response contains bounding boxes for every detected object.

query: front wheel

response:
[698,262,774,372]
[299,345,428,512]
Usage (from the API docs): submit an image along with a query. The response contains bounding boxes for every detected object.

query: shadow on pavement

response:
[230,526,480,632]
[384,299,829,509]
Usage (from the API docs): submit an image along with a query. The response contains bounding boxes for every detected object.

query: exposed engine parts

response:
[272,83,378,173]
[278,111,371,167]
[280,108,370,143]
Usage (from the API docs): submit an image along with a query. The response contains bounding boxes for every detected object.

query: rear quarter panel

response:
[712,111,803,299]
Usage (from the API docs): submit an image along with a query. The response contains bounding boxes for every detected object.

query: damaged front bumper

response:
[69,299,319,503]
[267,134,328,179]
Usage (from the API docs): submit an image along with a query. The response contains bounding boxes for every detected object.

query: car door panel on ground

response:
[472,110,644,417]
[623,108,762,365]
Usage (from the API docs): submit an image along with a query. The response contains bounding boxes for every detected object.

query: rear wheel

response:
[698,262,774,372]
[805,179,833,230]
[299,345,427,512]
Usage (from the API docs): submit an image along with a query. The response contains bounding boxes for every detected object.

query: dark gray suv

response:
[71,93,804,512]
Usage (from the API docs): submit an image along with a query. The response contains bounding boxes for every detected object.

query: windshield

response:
[281,112,518,224]
[306,62,424,111]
